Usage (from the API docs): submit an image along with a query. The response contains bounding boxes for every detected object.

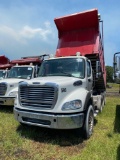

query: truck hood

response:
[0,78,28,84]
[17,76,86,113]
[26,76,81,86]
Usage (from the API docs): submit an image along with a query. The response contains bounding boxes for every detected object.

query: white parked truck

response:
[14,9,106,139]
[0,55,47,106]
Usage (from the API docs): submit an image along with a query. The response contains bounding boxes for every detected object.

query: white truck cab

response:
[0,54,48,106]
[0,65,37,106]
[14,55,105,139]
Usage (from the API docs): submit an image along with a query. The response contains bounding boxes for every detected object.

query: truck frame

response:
[14,9,106,139]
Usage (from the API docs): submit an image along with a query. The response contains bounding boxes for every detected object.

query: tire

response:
[82,105,94,139]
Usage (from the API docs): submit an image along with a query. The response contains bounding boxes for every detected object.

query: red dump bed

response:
[0,64,13,69]
[11,57,42,65]
[54,8,106,90]
[0,55,10,65]
[0,55,12,69]
[54,9,99,56]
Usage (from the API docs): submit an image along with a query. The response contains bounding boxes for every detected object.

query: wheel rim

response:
[88,110,94,133]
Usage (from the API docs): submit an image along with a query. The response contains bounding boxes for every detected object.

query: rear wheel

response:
[82,105,94,139]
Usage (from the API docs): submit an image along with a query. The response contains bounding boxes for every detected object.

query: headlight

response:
[9,91,18,97]
[62,100,82,110]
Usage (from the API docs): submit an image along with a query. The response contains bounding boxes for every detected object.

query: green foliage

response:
[106,66,114,82]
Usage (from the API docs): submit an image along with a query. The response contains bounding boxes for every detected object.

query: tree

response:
[106,66,113,82]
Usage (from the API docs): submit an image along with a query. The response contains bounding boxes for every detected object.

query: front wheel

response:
[82,105,94,139]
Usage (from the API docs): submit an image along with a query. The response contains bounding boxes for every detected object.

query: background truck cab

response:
[0,55,47,106]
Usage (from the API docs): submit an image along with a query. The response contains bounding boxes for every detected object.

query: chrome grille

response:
[19,85,57,109]
[0,83,7,96]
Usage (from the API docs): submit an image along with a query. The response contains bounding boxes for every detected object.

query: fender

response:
[7,86,18,97]
[83,91,92,111]
[55,88,91,113]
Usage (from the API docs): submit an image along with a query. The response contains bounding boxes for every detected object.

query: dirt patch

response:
[13,148,32,159]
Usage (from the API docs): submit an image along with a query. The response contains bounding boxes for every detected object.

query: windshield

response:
[8,66,33,79]
[0,70,6,78]
[38,58,85,78]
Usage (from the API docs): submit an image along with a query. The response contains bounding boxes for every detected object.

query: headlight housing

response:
[62,100,82,110]
[9,91,18,97]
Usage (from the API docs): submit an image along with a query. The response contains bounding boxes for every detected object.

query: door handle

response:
[88,78,91,82]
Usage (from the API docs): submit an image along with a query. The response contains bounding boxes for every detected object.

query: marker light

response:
[76,52,81,56]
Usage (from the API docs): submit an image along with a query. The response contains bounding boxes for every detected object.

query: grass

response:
[106,82,120,92]
[0,95,120,160]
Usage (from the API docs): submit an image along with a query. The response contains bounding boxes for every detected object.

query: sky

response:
[0,0,120,66]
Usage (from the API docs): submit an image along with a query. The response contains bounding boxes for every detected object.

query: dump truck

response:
[0,55,12,79]
[0,55,47,106]
[14,9,106,139]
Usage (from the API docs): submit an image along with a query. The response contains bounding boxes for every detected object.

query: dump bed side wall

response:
[99,35,106,88]
[56,28,99,57]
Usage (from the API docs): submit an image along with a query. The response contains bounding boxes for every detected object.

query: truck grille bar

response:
[0,83,7,96]
[19,84,58,109]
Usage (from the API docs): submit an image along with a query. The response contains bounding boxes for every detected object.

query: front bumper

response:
[0,97,15,106]
[14,108,84,129]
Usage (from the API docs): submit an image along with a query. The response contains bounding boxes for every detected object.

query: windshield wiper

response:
[39,72,75,77]
[60,71,74,77]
